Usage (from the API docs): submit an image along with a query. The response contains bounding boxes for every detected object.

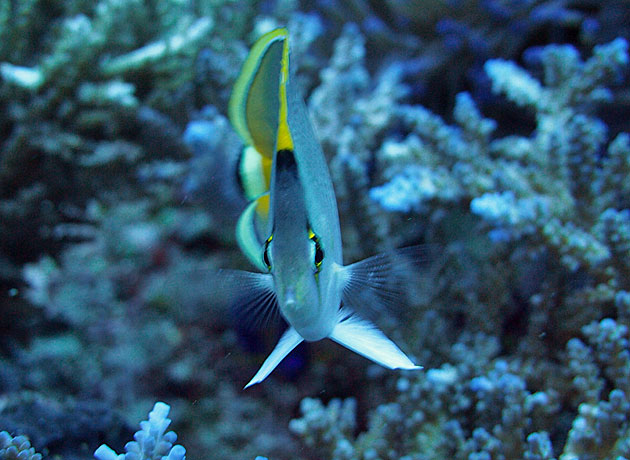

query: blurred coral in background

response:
[0,1,629,459]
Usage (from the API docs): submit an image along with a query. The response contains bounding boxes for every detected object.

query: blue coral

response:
[0,432,42,460]
[94,402,186,460]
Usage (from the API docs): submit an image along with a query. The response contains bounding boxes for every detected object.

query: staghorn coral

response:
[2,2,630,460]
[94,402,186,460]
[0,0,214,268]
[289,322,627,459]
[560,389,630,460]
[93,402,274,460]
[361,37,629,343]
[290,335,562,460]
[0,432,43,460]
[288,397,357,458]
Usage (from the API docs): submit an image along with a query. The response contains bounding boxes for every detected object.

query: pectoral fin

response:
[244,326,304,388]
[218,270,278,331]
[338,245,430,320]
[329,310,420,370]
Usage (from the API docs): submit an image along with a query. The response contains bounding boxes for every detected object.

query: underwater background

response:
[1,0,630,459]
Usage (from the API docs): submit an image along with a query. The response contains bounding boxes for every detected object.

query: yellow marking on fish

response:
[276,34,294,152]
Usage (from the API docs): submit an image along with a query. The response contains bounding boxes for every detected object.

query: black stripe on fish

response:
[275,149,297,175]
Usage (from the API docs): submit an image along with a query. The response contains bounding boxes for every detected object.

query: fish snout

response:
[284,288,297,310]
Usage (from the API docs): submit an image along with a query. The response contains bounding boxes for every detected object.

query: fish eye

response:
[263,234,273,271]
[309,231,324,272]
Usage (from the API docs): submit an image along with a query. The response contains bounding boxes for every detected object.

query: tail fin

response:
[244,326,303,389]
[329,311,421,370]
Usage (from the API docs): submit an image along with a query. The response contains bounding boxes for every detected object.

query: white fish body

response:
[226,28,421,388]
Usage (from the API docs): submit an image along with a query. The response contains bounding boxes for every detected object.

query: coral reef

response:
[1,0,629,459]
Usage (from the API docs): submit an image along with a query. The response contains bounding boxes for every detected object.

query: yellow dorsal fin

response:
[229,28,289,159]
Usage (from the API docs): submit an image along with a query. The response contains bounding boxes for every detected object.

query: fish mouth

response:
[284,288,297,309]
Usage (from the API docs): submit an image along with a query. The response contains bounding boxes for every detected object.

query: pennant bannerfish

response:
[225,28,421,388]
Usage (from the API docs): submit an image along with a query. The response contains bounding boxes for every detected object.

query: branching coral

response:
[0,431,43,460]
[560,389,630,460]
[0,1,220,268]
[94,402,186,460]
[2,1,629,459]
[362,38,629,343]
[290,338,561,460]
[288,398,357,458]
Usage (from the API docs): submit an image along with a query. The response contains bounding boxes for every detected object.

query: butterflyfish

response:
[225,28,421,388]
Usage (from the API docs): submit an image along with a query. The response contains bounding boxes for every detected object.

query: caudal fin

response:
[329,311,421,370]
[244,326,304,389]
